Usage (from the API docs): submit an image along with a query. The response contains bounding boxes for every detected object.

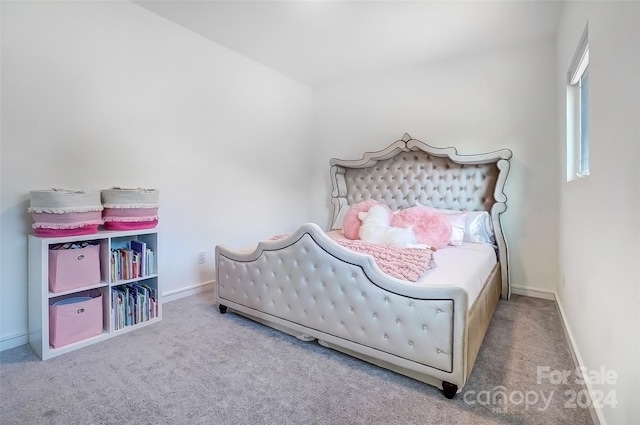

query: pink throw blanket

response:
[271,233,436,282]
[332,238,436,282]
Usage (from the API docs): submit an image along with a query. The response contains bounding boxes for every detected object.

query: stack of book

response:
[110,240,155,283]
[111,283,158,330]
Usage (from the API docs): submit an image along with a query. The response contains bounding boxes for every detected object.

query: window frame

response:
[566,24,590,181]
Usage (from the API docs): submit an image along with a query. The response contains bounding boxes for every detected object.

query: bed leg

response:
[442,381,458,399]
[218,304,228,314]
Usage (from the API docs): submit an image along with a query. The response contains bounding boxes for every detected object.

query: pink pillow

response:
[391,206,452,249]
[342,200,389,240]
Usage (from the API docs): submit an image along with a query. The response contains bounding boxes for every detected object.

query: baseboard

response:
[555,295,605,425]
[0,332,28,352]
[511,285,555,300]
[162,280,215,303]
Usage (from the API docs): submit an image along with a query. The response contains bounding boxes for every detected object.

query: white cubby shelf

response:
[28,228,161,360]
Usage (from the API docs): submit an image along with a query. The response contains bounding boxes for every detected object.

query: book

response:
[130,240,147,277]
[146,248,155,275]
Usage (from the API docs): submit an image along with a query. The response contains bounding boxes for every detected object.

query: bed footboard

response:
[215,223,470,389]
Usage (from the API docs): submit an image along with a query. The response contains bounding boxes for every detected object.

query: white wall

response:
[556,2,640,424]
[0,1,313,349]
[310,40,559,299]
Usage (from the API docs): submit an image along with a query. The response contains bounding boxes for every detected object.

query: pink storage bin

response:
[101,188,159,230]
[102,207,158,220]
[32,211,103,237]
[29,189,104,237]
[103,219,158,231]
[35,225,100,238]
[49,244,101,293]
[49,292,103,348]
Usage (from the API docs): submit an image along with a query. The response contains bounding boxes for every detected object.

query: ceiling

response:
[134,0,563,87]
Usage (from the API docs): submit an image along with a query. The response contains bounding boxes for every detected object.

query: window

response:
[566,24,589,181]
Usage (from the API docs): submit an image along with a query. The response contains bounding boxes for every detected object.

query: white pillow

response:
[436,208,496,246]
[464,211,496,246]
[436,210,466,246]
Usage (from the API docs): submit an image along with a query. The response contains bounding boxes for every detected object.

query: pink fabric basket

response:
[104,219,158,231]
[49,292,103,348]
[35,224,100,238]
[32,210,103,225]
[102,207,158,220]
[49,244,101,293]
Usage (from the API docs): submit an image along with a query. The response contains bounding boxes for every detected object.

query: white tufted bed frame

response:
[215,133,512,398]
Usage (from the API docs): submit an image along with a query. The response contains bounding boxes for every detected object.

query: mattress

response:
[415,242,497,306]
[326,230,496,308]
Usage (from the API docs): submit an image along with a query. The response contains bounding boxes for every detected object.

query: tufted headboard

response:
[329,133,513,298]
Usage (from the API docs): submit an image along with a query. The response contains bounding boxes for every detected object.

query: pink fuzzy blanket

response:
[271,233,436,282]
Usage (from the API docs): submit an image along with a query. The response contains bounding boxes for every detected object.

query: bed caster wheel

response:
[442,382,458,399]
[218,304,228,314]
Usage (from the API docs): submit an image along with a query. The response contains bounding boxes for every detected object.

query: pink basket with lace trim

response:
[29,189,104,237]
[100,187,159,230]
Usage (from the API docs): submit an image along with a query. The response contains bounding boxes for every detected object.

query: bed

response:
[215,133,512,398]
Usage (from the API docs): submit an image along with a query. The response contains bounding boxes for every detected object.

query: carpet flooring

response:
[0,291,595,425]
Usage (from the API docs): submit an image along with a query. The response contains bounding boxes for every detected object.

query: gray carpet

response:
[1,292,594,425]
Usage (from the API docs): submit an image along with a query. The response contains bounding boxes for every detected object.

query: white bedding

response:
[416,242,497,306]
[326,230,495,308]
